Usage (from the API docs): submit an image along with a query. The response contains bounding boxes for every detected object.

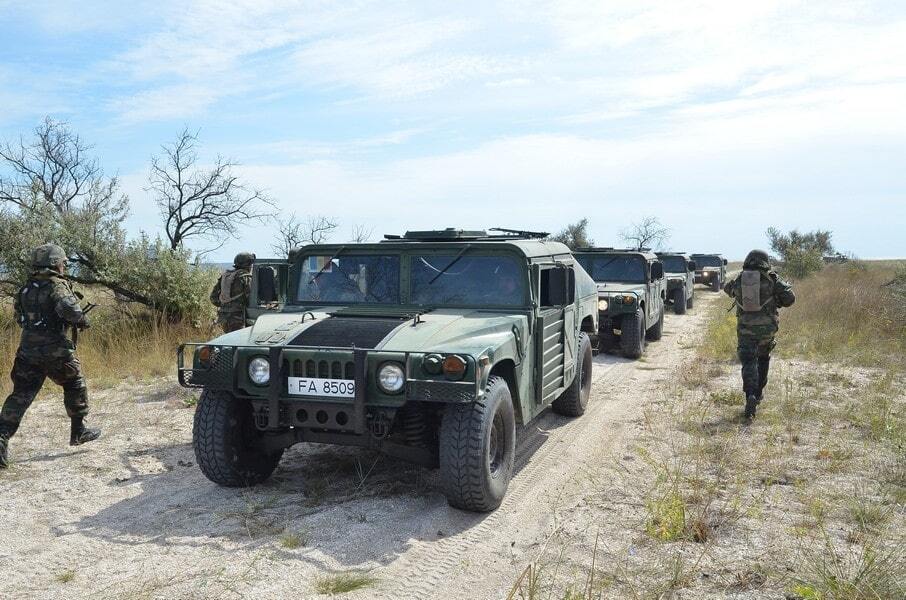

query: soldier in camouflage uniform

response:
[210,252,255,333]
[0,244,100,468]
[723,249,796,419]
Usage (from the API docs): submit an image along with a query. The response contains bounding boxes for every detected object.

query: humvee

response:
[178,228,599,512]
[691,253,727,292]
[656,252,696,315]
[573,248,666,359]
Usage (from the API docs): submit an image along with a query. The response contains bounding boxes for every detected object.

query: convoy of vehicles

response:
[691,253,728,291]
[656,252,696,314]
[179,228,598,512]
[178,225,726,512]
[572,248,666,359]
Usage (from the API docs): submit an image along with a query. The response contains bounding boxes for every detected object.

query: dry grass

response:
[314,572,376,595]
[0,304,212,395]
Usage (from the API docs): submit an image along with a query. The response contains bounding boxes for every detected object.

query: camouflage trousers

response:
[0,351,89,439]
[737,335,775,397]
[218,312,246,333]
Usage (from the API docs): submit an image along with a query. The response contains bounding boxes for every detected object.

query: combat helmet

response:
[31,244,68,269]
[233,252,256,268]
[743,249,771,271]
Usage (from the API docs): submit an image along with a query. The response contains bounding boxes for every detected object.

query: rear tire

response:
[646,305,664,341]
[672,288,687,315]
[440,376,515,512]
[193,390,283,487]
[552,333,592,417]
[620,310,645,359]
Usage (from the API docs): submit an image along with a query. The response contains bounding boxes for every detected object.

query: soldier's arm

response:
[51,282,86,325]
[722,276,738,298]
[773,275,796,308]
[210,276,222,307]
[13,286,24,327]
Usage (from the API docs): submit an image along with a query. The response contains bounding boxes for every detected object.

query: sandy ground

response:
[0,293,717,600]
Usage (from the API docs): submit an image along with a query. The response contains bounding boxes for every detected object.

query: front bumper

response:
[177,344,479,433]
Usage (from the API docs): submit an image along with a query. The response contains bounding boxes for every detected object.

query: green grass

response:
[55,570,75,584]
[315,573,376,595]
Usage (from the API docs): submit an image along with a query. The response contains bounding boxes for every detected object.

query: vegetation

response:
[619,216,670,251]
[551,218,594,250]
[314,572,376,595]
[767,226,835,279]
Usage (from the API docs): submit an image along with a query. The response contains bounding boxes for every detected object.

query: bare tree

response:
[0,117,125,216]
[148,128,273,252]
[270,214,339,256]
[349,223,374,243]
[620,216,670,251]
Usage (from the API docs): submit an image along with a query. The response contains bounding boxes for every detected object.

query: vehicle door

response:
[247,259,289,323]
[533,264,574,406]
[686,259,696,298]
[648,260,665,320]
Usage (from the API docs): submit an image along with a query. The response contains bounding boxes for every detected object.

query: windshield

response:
[576,254,647,283]
[297,254,400,303]
[661,256,687,273]
[410,254,526,306]
[694,255,722,268]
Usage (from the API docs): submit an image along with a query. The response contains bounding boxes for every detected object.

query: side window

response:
[256,266,278,305]
[540,266,574,307]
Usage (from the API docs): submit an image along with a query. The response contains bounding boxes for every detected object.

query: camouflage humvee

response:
[573,248,666,359]
[178,228,599,512]
[691,253,727,292]
[656,252,696,315]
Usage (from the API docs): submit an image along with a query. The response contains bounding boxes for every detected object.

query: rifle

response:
[72,302,97,349]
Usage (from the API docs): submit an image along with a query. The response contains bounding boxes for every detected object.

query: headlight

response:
[248,357,270,385]
[378,362,405,394]
[597,299,609,311]
[422,353,444,375]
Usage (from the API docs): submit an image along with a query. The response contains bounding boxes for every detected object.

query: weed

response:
[315,572,376,595]
[279,531,304,549]
[55,570,75,584]
[847,497,891,534]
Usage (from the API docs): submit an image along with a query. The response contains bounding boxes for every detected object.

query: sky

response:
[1,0,904,260]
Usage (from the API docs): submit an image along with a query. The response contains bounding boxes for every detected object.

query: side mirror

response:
[543,267,569,306]
[688,261,697,271]
[651,261,664,281]
[257,266,278,304]
[723,259,728,266]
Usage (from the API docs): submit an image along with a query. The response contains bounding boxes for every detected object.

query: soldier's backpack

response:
[219,270,244,305]
[739,269,772,312]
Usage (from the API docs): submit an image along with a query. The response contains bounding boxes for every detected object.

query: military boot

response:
[0,436,9,468]
[70,417,101,446]
[744,393,758,420]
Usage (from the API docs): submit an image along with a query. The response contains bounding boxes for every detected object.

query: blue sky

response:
[1,0,904,259]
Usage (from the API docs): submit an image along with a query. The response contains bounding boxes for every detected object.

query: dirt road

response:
[0,293,717,600]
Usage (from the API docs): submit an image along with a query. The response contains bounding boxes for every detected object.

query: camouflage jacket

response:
[14,270,85,357]
[210,268,251,318]
[723,269,795,339]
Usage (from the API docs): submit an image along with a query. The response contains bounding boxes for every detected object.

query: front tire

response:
[672,288,687,315]
[646,305,664,341]
[711,277,721,292]
[440,376,515,512]
[620,310,645,359]
[552,333,593,417]
[687,292,694,309]
[193,390,283,487]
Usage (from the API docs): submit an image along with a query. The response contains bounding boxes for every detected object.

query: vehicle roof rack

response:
[382,227,551,242]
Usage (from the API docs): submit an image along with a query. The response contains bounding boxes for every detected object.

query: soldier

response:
[723,249,796,419]
[0,244,100,468]
[210,252,255,333]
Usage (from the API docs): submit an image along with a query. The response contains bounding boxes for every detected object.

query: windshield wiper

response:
[429,244,471,284]
[309,246,346,284]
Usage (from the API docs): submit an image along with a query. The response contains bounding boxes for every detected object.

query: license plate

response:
[287,377,356,398]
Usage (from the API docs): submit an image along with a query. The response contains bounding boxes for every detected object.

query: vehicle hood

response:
[596,282,646,297]
[666,274,687,280]
[699,266,721,272]
[208,309,527,357]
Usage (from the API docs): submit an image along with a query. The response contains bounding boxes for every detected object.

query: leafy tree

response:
[620,216,670,251]
[551,218,594,250]
[766,227,834,279]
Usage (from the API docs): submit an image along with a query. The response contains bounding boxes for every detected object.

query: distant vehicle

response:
[573,248,666,359]
[823,253,849,264]
[178,228,599,512]
[656,252,696,314]
[690,253,727,291]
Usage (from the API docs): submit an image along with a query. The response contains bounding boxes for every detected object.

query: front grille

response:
[289,316,405,349]
[408,381,475,403]
[286,358,355,379]
[182,347,234,389]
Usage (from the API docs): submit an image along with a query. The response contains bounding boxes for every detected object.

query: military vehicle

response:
[656,252,696,315]
[573,248,666,359]
[178,228,599,512]
[691,253,727,292]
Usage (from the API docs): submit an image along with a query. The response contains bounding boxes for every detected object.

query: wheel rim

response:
[488,410,506,478]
